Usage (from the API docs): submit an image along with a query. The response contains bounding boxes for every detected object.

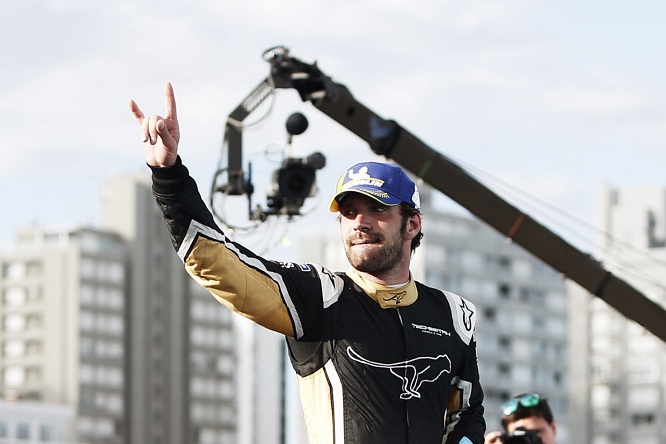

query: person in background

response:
[129,82,486,444]
[484,393,557,444]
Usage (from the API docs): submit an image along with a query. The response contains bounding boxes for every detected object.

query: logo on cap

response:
[342,166,389,199]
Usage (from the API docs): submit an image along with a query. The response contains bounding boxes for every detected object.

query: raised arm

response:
[129,81,180,167]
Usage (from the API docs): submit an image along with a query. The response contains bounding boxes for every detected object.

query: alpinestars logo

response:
[459,298,474,331]
[347,346,451,400]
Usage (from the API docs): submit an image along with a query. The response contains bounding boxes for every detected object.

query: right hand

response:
[484,431,503,444]
[129,82,180,167]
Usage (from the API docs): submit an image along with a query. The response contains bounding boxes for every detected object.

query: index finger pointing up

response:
[164,81,177,120]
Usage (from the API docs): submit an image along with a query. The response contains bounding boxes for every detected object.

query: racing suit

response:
[150,157,485,444]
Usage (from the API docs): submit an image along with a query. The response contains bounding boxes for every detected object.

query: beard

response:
[343,230,406,274]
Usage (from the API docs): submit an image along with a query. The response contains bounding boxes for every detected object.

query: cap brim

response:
[328,189,401,212]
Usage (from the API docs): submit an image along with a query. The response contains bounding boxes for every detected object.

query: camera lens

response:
[278,164,315,199]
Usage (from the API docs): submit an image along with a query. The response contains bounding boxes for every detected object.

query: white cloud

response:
[544,86,644,114]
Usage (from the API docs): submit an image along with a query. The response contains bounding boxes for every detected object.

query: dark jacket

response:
[151,157,485,444]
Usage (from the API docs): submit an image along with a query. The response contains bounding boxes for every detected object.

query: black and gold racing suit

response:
[151,157,485,444]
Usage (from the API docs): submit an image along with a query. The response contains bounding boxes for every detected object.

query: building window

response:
[447,249,461,267]
[79,365,94,384]
[80,285,96,305]
[99,287,124,310]
[101,261,125,284]
[532,340,546,359]
[26,340,42,356]
[3,339,25,358]
[27,285,42,302]
[3,287,27,306]
[532,368,548,386]
[4,314,26,332]
[518,287,530,302]
[531,290,545,306]
[25,366,41,384]
[498,283,511,299]
[80,389,95,409]
[98,367,123,387]
[531,316,545,332]
[512,259,532,278]
[4,366,25,387]
[99,313,123,335]
[79,311,95,332]
[39,424,54,441]
[81,258,96,280]
[497,256,511,272]
[553,371,562,385]
[80,338,94,358]
[3,262,27,279]
[77,418,93,434]
[631,412,655,426]
[16,422,30,440]
[26,313,42,329]
[97,340,123,359]
[26,261,42,277]
[498,336,512,352]
[461,251,482,270]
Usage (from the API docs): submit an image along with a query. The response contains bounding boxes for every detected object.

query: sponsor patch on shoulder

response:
[277,261,312,272]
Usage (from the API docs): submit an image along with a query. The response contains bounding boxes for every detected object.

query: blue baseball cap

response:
[329,161,421,212]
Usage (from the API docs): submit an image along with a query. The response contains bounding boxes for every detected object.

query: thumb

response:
[155,119,177,153]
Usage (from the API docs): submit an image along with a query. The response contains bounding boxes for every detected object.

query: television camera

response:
[211,97,326,226]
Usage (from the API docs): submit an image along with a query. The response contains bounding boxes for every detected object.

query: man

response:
[129,82,485,444]
[484,393,557,444]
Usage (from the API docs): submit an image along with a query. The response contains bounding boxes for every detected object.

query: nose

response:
[352,211,372,232]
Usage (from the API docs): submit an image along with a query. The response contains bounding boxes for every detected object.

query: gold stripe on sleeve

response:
[185,236,296,337]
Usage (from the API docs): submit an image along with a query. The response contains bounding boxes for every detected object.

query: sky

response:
[2,0,666,257]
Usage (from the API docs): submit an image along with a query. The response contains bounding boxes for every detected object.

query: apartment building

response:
[100,173,237,444]
[569,185,666,444]
[0,173,238,444]
[0,225,126,443]
[0,400,75,443]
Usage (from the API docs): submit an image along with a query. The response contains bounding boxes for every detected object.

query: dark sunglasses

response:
[501,393,542,416]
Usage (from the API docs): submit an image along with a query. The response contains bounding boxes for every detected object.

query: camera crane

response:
[216,45,666,343]
[212,57,326,225]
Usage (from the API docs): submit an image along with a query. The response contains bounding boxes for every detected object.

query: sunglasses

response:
[501,393,542,416]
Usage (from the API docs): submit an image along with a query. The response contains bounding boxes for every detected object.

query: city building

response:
[0,173,238,444]
[0,400,75,443]
[100,173,237,444]
[0,224,126,443]
[569,185,666,444]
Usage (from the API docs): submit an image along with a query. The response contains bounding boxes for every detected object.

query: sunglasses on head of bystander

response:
[501,393,543,417]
